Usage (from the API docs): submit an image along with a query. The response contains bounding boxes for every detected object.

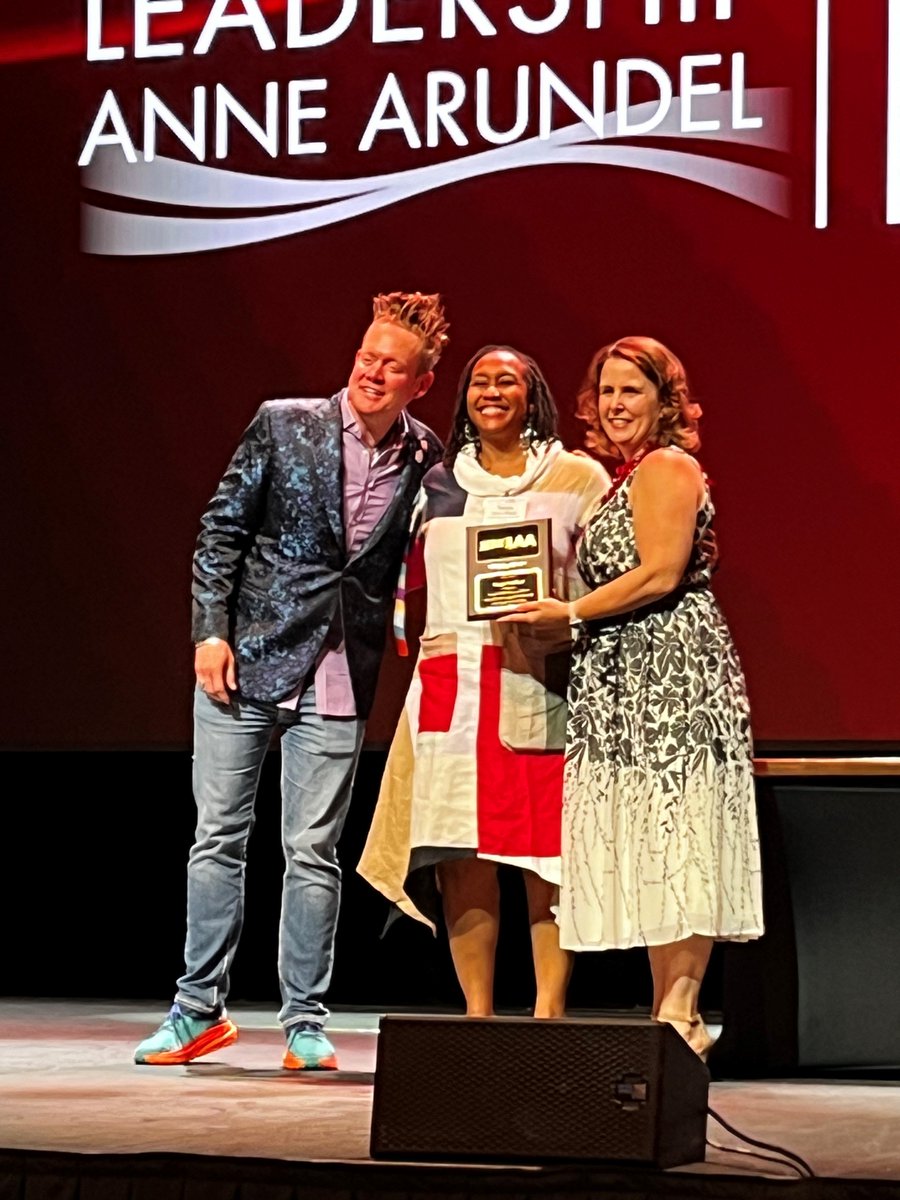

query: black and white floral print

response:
[558,463,764,951]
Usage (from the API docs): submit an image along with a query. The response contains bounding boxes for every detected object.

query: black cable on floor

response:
[706,1137,808,1178]
[707,1104,816,1178]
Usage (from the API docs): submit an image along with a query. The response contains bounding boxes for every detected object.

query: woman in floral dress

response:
[501,337,763,1057]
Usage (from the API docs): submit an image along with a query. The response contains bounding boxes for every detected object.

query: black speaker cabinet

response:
[371,1014,709,1168]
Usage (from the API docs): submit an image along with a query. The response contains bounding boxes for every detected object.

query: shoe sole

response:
[136,1020,239,1065]
[282,1049,338,1071]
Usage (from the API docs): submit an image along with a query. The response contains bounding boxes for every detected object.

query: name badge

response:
[481,496,528,522]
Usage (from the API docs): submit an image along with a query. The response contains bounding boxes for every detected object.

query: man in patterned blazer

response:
[135,292,448,1071]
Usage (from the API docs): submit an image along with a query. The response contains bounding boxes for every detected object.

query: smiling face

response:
[347,320,434,431]
[597,355,662,460]
[466,350,530,445]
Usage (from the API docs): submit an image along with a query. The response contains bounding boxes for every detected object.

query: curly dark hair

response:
[576,336,702,459]
[443,345,559,468]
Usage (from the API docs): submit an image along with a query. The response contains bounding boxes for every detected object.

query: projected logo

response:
[76,0,892,254]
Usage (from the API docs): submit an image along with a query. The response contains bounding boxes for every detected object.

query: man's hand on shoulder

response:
[195,638,237,704]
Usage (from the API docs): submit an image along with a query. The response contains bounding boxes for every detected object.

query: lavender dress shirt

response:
[279,391,412,718]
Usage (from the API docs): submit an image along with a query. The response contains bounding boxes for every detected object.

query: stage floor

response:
[2,999,900,1188]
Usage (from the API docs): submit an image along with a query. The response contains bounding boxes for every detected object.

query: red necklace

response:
[597,442,656,508]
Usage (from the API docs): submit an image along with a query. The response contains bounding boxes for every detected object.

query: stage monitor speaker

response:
[371,1014,709,1168]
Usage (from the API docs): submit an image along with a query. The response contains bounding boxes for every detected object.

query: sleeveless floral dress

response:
[559,458,764,951]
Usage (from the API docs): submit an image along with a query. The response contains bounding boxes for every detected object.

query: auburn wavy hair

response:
[576,336,702,458]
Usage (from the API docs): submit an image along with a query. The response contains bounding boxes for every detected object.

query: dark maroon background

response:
[2,0,898,749]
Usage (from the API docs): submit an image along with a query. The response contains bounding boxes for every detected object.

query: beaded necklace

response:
[596,441,657,509]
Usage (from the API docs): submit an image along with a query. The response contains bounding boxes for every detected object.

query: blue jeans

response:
[176,685,365,1028]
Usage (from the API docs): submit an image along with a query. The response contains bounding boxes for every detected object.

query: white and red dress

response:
[358,440,610,930]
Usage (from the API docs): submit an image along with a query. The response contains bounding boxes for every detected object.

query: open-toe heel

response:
[654,1015,715,1063]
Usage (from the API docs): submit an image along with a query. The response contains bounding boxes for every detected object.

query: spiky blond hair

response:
[371,291,450,372]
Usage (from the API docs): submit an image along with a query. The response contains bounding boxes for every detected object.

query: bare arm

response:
[499,450,703,627]
[574,449,702,619]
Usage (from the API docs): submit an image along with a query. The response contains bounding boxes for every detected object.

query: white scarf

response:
[452,438,564,497]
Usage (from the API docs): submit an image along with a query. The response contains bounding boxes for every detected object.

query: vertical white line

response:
[888,0,900,222]
[815,0,830,228]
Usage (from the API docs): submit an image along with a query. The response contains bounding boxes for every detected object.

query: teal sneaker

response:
[282,1021,338,1070]
[134,1003,238,1065]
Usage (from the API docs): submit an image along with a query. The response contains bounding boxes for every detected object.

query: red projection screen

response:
[2,0,898,749]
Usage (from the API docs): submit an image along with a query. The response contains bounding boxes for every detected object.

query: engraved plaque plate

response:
[466,518,552,620]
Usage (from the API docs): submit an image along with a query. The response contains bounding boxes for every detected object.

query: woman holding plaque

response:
[500,337,763,1057]
[358,346,610,1017]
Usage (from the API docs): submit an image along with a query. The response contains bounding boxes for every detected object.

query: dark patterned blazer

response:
[191,391,443,717]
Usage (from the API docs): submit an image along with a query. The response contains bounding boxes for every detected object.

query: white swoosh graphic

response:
[81,88,790,255]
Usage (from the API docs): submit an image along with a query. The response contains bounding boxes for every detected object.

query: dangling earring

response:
[520,409,536,452]
[464,418,481,458]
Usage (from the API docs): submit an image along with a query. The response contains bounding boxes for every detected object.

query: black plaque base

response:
[370,1014,709,1168]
